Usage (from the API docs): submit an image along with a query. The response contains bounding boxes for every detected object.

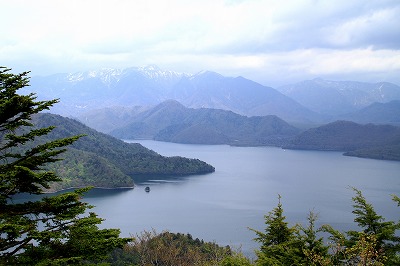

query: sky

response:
[1,0,400,87]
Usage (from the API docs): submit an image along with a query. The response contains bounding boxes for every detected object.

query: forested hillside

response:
[30,113,215,191]
[109,100,300,146]
[284,120,400,161]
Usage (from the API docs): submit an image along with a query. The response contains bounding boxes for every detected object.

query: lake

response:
[83,140,400,257]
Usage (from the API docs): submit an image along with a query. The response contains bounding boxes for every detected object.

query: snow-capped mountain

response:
[26,66,322,123]
[64,65,185,86]
[27,66,188,113]
[66,68,125,84]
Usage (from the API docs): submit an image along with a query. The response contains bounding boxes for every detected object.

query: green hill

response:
[31,113,215,191]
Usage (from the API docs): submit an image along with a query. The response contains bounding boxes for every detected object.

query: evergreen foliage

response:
[252,190,399,265]
[296,212,330,265]
[250,195,303,265]
[323,188,400,265]
[0,67,129,264]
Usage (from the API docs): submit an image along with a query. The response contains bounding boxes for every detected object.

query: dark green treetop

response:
[250,195,304,265]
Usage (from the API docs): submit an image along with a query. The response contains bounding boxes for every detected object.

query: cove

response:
[83,140,400,257]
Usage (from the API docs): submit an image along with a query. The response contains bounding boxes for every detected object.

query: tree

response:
[252,190,399,266]
[348,188,399,263]
[0,67,129,265]
[297,212,331,266]
[250,195,303,265]
[323,188,400,265]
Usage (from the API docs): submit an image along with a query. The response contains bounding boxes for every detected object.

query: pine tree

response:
[297,212,331,265]
[250,195,302,265]
[323,188,400,265]
[0,67,129,265]
[346,187,400,265]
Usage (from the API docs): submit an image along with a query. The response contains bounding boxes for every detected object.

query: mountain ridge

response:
[24,66,400,126]
[277,78,400,116]
[26,66,324,123]
[109,100,300,146]
[284,120,400,161]
[340,100,400,125]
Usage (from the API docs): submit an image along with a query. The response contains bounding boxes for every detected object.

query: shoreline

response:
[43,186,135,194]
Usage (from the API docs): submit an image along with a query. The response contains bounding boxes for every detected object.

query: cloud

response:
[326,5,400,49]
[1,0,400,86]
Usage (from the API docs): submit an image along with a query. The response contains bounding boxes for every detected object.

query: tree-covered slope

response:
[31,113,215,191]
[110,100,300,146]
[284,120,400,161]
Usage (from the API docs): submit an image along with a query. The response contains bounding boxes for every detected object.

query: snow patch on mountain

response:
[66,65,191,87]
[67,68,125,85]
[136,65,189,81]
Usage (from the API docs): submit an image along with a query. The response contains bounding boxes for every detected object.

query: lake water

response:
[83,140,400,257]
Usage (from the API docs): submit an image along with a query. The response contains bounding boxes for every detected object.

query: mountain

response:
[25,66,186,116]
[30,113,215,191]
[110,100,300,146]
[26,66,322,124]
[284,120,400,161]
[173,71,323,123]
[77,105,150,134]
[277,78,400,116]
[341,100,400,125]
[27,66,400,125]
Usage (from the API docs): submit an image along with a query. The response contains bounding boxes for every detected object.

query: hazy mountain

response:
[110,100,300,146]
[340,100,400,125]
[173,71,323,123]
[27,66,399,125]
[76,105,150,134]
[26,65,186,116]
[26,66,322,123]
[284,120,400,161]
[30,113,215,191]
[277,78,400,116]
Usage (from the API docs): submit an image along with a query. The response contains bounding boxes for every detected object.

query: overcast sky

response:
[1,0,399,86]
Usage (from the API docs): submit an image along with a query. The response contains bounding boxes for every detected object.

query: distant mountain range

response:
[278,78,400,117]
[25,66,400,125]
[340,100,400,125]
[26,66,322,123]
[21,65,400,161]
[108,100,300,146]
[30,113,215,191]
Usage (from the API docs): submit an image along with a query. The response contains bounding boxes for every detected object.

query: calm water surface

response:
[84,140,400,256]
